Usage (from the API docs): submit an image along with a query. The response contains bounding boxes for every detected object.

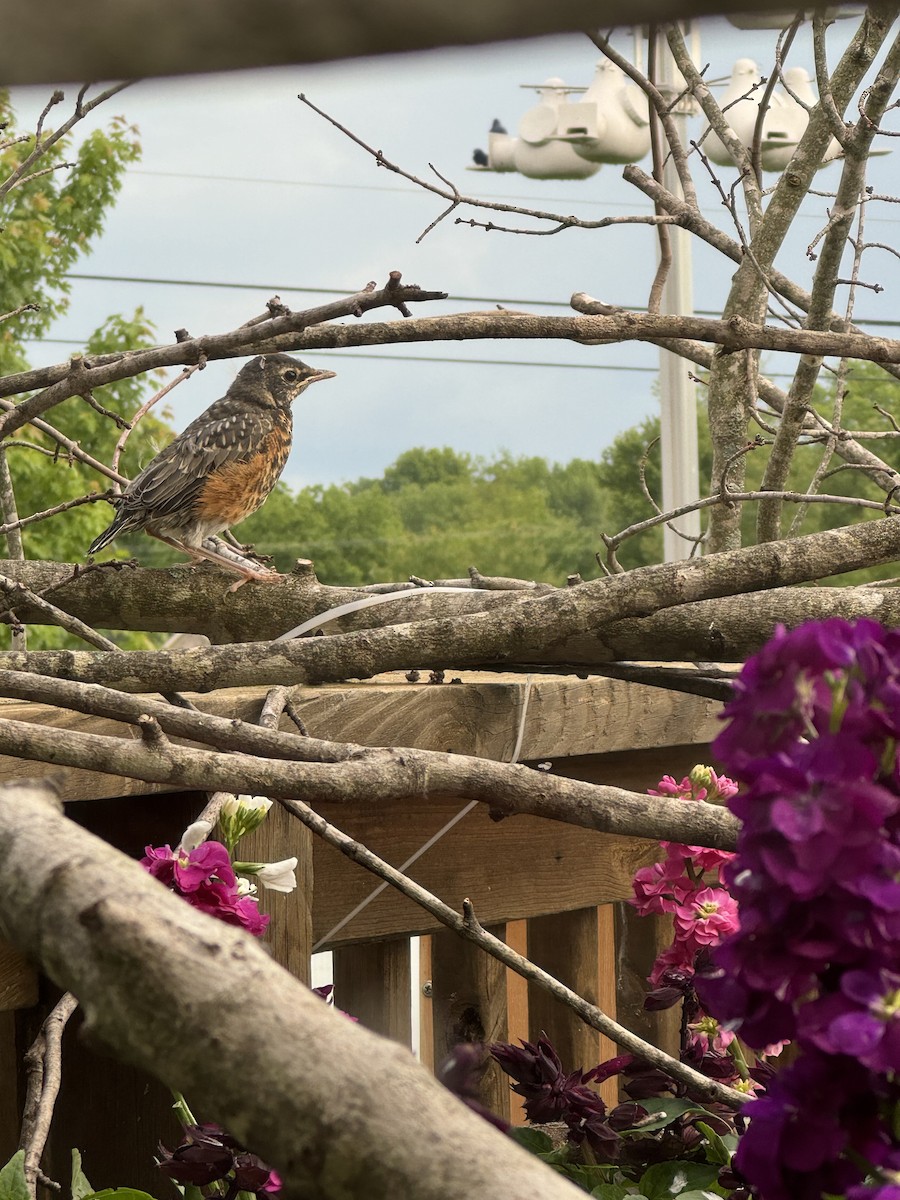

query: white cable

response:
[275,586,492,643]
[312,674,535,951]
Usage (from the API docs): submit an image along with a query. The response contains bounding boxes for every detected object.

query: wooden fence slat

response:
[615,903,681,1061]
[333,940,412,1045]
[527,906,620,1107]
[0,941,37,1011]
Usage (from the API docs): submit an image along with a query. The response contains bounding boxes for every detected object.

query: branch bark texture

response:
[0,780,583,1200]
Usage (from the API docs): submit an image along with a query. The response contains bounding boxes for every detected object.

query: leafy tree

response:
[0,91,171,644]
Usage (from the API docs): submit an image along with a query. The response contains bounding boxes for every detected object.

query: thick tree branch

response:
[0,708,739,848]
[0,779,584,1200]
[1,559,899,663]
[1,309,899,444]
[0,0,829,86]
[1,516,899,690]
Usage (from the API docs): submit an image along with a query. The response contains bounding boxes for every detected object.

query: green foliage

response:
[236,447,617,586]
[0,91,170,647]
[0,91,140,372]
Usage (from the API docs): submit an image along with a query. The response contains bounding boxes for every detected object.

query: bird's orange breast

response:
[193,423,291,526]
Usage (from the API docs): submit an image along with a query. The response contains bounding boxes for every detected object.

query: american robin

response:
[88,353,336,585]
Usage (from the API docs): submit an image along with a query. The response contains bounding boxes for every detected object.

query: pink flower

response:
[649,775,696,801]
[632,861,694,915]
[688,1013,736,1055]
[661,840,735,877]
[674,887,740,953]
[648,941,696,987]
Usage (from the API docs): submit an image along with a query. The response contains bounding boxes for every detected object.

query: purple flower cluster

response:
[157,1123,280,1199]
[699,619,900,1200]
[142,840,269,937]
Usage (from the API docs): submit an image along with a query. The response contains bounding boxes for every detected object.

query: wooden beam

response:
[0,673,722,802]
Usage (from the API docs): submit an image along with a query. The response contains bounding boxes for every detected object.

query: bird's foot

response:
[227,570,286,594]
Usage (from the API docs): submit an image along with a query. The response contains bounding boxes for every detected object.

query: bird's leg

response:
[148,532,285,589]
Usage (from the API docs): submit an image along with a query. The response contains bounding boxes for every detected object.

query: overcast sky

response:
[11,17,900,491]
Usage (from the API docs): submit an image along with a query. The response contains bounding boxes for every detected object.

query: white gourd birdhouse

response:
[471,77,601,179]
[555,60,651,164]
[705,58,764,166]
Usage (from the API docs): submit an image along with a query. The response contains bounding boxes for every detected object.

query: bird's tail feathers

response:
[88,507,134,556]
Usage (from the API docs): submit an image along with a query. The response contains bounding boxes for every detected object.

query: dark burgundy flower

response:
[157,1123,280,1198]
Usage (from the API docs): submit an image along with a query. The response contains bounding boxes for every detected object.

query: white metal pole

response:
[656,27,701,562]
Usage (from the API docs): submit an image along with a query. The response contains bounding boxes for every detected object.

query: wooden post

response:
[615,903,681,1060]
[526,906,620,1107]
[427,925,512,1121]
[332,940,412,1045]
[239,802,314,986]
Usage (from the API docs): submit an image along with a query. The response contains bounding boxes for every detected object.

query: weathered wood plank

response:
[311,743,707,946]
[311,795,656,946]
[239,802,314,985]
[0,673,723,801]
[333,940,412,1045]
[0,940,37,1011]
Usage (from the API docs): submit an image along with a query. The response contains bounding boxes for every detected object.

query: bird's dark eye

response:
[283,369,299,382]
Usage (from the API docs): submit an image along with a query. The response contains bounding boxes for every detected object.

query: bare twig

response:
[19,992,80,1198]
[276,791,747,1108]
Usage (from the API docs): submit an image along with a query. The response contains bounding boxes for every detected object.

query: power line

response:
[128,168,900,226]
[64,272,900,329]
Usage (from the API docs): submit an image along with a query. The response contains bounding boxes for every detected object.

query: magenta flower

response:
[141,840,268,938]
[142,840,236,893]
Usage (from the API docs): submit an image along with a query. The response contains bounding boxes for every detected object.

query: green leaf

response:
[590,1181,630,1200]
[0,1150,29,1200]
[638,1161,720,1200]
[620,1097,712,1134]
[71,1149,94,1200]
[695,1122,732,1167]
[509,1127,554,1155]
[84,1189,159,1200]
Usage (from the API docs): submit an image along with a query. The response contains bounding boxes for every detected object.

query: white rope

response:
[312,675,535,951]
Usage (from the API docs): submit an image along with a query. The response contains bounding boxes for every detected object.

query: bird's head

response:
[240,353,336,408]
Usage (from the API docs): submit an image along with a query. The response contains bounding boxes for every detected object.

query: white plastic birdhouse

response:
[470,78,601,179]
[704,58,764,166]
[703,60,847,172]
[555,60,651,164]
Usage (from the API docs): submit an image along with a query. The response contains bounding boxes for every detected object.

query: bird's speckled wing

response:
[121,398,274,520]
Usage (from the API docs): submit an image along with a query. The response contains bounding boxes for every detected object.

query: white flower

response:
[236,876,258,897]
[255,857,299,894]
[221,795,272,818]
[178,819,213,851]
